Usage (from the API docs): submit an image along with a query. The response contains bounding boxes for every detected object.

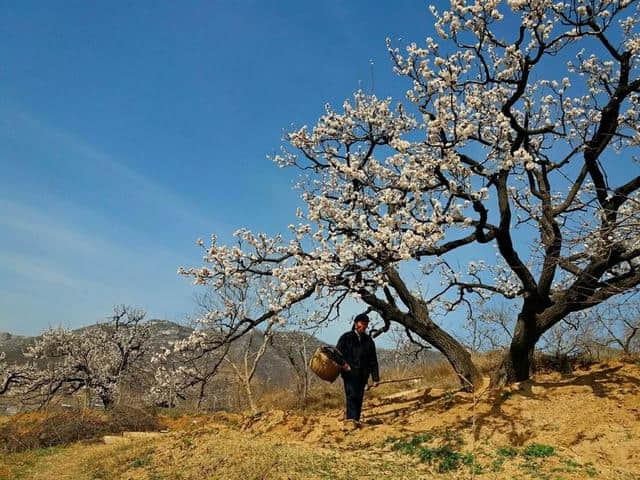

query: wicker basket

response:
[310,346,344,382]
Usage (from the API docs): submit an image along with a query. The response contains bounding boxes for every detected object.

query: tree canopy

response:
[181,0,640,388]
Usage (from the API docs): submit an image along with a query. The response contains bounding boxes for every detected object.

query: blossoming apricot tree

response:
[22,306,152,408]
[181,0,640,388]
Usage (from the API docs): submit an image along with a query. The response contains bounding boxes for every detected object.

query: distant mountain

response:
[0,332,35,364]
[145,319,195,346]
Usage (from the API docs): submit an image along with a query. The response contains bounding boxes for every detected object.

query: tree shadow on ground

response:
[530,364,640,398]
[430,364,640,446]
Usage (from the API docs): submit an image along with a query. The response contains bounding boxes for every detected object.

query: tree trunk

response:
[360,273,482,391]
[405,315,482,391]
[243,380,258,414]
[492,312,538,386]
[100,393,112,410]
[197,382,206,411]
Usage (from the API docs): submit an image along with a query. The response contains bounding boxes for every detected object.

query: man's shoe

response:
[342,419,359,431]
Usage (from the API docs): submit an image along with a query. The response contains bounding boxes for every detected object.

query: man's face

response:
[355,320,368,334]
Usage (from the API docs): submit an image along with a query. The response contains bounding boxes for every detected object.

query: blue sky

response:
[0,1,434,338]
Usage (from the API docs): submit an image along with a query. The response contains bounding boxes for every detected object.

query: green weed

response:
[437,448,461,473]
[491,457,505,471]
[497,446,519,457]
[390,431,434,455]
[130,455,151,468]
[411,432,434,444]
[442,391,455,409]
[418,446,434,462]
[523,443,555,458]
[561,457,580,468]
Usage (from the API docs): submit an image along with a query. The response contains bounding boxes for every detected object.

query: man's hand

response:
[342,363,351,372]
[371,381,379,388]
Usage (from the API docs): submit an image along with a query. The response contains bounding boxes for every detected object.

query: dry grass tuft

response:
[0,406,163,453]
[259,380,345,414]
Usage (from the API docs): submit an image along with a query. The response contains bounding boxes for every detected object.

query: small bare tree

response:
[384,323,433,376]
[464,304,515,353]
[224,323,275,414]
[269,327,317,406]
[591,299,640,356]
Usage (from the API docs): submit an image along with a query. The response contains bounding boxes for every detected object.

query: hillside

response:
[1,360,639,479]
[0,332,34,364]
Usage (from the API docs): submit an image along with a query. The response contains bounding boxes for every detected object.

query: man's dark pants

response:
[342,369,367,421]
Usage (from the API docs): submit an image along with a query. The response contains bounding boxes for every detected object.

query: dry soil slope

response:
[1,360,639,479]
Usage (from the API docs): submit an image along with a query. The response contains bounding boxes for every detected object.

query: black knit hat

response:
[354,313,370,324]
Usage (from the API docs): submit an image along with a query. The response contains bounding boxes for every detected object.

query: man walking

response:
[336,313,380,427]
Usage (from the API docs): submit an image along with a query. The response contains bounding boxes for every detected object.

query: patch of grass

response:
[515,443,557,479]
[390,432,434,455]
[491,457,505,472]
[436,446,461,473]
[130,455,151,468]
[391,440,418,455]
[462,452,474,465]
[462,452,484,474]
[417,446,434,462]
[416,444,463,473]
[561,457,580,468]
[548,456,584,476]
[523,443,555,458]
[497,445,519,458]
[388,431,473,473]
[411,432,434,444]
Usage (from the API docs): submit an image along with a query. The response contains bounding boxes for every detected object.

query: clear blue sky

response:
[0,1,434,337]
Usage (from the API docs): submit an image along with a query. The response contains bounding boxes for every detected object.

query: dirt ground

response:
[236,360,640,479]
[2,360,640,479]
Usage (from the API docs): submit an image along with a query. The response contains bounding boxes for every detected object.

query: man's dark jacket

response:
[336,330,380,383]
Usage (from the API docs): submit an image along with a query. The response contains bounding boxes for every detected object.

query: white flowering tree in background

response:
[23,306,152,408]
[0,352,34,397]
[182,0,640,388]
[269,326,321,406]
[150,330,232,410]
